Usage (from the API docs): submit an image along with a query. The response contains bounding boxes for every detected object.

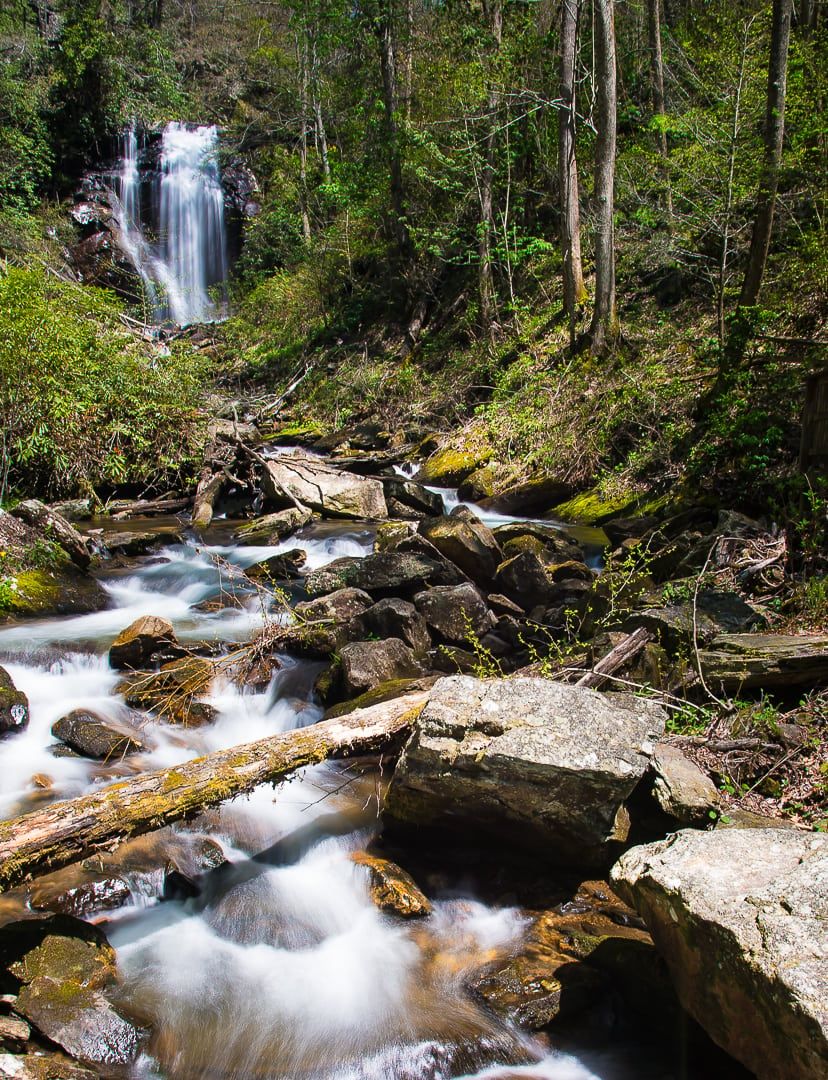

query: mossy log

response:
[0,693,428,893]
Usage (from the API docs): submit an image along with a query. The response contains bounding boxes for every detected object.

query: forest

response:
[1,1,828,1078]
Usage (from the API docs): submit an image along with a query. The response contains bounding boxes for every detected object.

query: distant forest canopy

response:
[1,0,826,336]
[2,0,828,509]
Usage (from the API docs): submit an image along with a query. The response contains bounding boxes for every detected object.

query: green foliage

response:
[0,267,207,501]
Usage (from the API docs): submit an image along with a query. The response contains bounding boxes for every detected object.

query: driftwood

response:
[192,470,225,529]
[576,627,653,689]
[0,693,427,893]
[109,497,192,520]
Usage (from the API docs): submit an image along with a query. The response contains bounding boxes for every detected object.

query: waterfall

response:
[111,122,228,327]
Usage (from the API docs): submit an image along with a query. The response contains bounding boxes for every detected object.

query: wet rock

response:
[349,598,431,657]
[108,615,178,670]
[350,852,433,918]
[303,552,459,598]
[413,584,496,645]
[51,710,144,761]
[273,588,375,657]
[0,668,29,739]
[418,514,501,586]
[650,744,720,827]
[478,475,573,515]
[245,548,306,582]
[611,828,828,1080]
[232,507,313,545]
[384,676,665,867]
[602,515,661,548]
[492,551,555,608]
[0,1051,99,1080]
[456,463,503,502]
[0,1014,30,1042]
[119,657,217,726]
[373,521,417,552]
[415,445,491,486]
[100,529,182,557]
[382,479,444,518]
[10,501,90,570]
[27,868,133,920]
[0,915,140,1067]
[262,453,387,520]
[699,633,828,691]
[339,639,425,699]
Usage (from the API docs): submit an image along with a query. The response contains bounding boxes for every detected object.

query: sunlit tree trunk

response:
[589,0,619,353]
[558,0,587,347]
[647,0,672,224]
[478,0,502,339]
[738,0,793,307]
[373,0,414,261]
[297,35,312,239]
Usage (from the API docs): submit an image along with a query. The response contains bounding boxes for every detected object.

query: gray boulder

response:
[611,828,828,1080]
[383,675,665,866]
[383,478,444,518]
[699,633,828,691]
[650,743,720,826]
[108,615,177,670]
[232,507,313,545]
[349,598,431,657]
[413,583,496,644]
[303,551,459,598]
[262,453,387,520]
[418,513,501,586]
[0,665,29,737]
[339,639,425,698]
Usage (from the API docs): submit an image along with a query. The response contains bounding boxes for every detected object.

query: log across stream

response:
[0,506,726,1080]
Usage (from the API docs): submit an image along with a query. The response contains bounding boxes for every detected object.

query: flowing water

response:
[0,515,714,1080]
[112,123,228,326]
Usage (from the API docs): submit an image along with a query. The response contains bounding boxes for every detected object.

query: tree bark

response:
[738,0,793,308]
[646,0,673,223]
[478,0,503,340]
[374,0,414,261]
[558,0,587,347]
[0,694,427,893]
[298,34,312,240]
[192,470,224,530]
[588,0,619,353]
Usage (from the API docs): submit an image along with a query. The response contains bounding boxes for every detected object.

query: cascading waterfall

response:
[111,122,228,326]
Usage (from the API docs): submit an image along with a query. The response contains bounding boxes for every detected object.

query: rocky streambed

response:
[1,435,827,1080]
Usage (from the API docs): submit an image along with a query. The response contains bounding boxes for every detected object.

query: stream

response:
[0,508,717,1080]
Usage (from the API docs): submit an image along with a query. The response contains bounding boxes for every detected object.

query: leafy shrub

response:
[0,268,207,501]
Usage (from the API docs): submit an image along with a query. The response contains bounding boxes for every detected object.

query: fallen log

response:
[109,497,193,520]
[192,470,225,529]
[0,693,427,893]
[576,627,652,689]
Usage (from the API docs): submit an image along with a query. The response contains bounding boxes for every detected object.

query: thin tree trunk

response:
[478,0,502,340]
[558,0,587,347]
[298,36,312,239]
[0,694,427,893]
[738,0,793,307]
[647,0,673,223]
[310,35,331,180]
[375,0,413,261]
[589,0,619,353]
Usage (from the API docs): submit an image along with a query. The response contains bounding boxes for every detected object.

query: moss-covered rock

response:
[350,851,433,918]
[415,436,493,486]
[551,488,643,526]
[0,665,29,738]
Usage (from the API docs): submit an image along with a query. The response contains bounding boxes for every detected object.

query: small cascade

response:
[110,122,228,327]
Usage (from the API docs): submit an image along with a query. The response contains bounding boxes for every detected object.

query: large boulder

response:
[382,478,445,519]
[611,828,828,1080]
[108,615,177,670]
[650,743,720,826]
[0,665,29,738]
[0,915,140,1067]
[262,453,387,520]
[383,676,665,867]
[418,513,501,586]
[349,598,431,657]
[413,583,496,645]
[303,552,460,598]
[338,639,425,698]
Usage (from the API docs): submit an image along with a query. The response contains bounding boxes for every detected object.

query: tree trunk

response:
[374,0,413,261]
[192,470,224,530]
[478,0,503,340]
[298,35,312,240]
[589,0,619,353]
[558,0,587,347]
[647,0,673,223]
[0,694,427,893]
[738,0,793,308]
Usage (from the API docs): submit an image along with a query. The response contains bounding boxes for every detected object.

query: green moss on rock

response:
[551,489,642,526]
